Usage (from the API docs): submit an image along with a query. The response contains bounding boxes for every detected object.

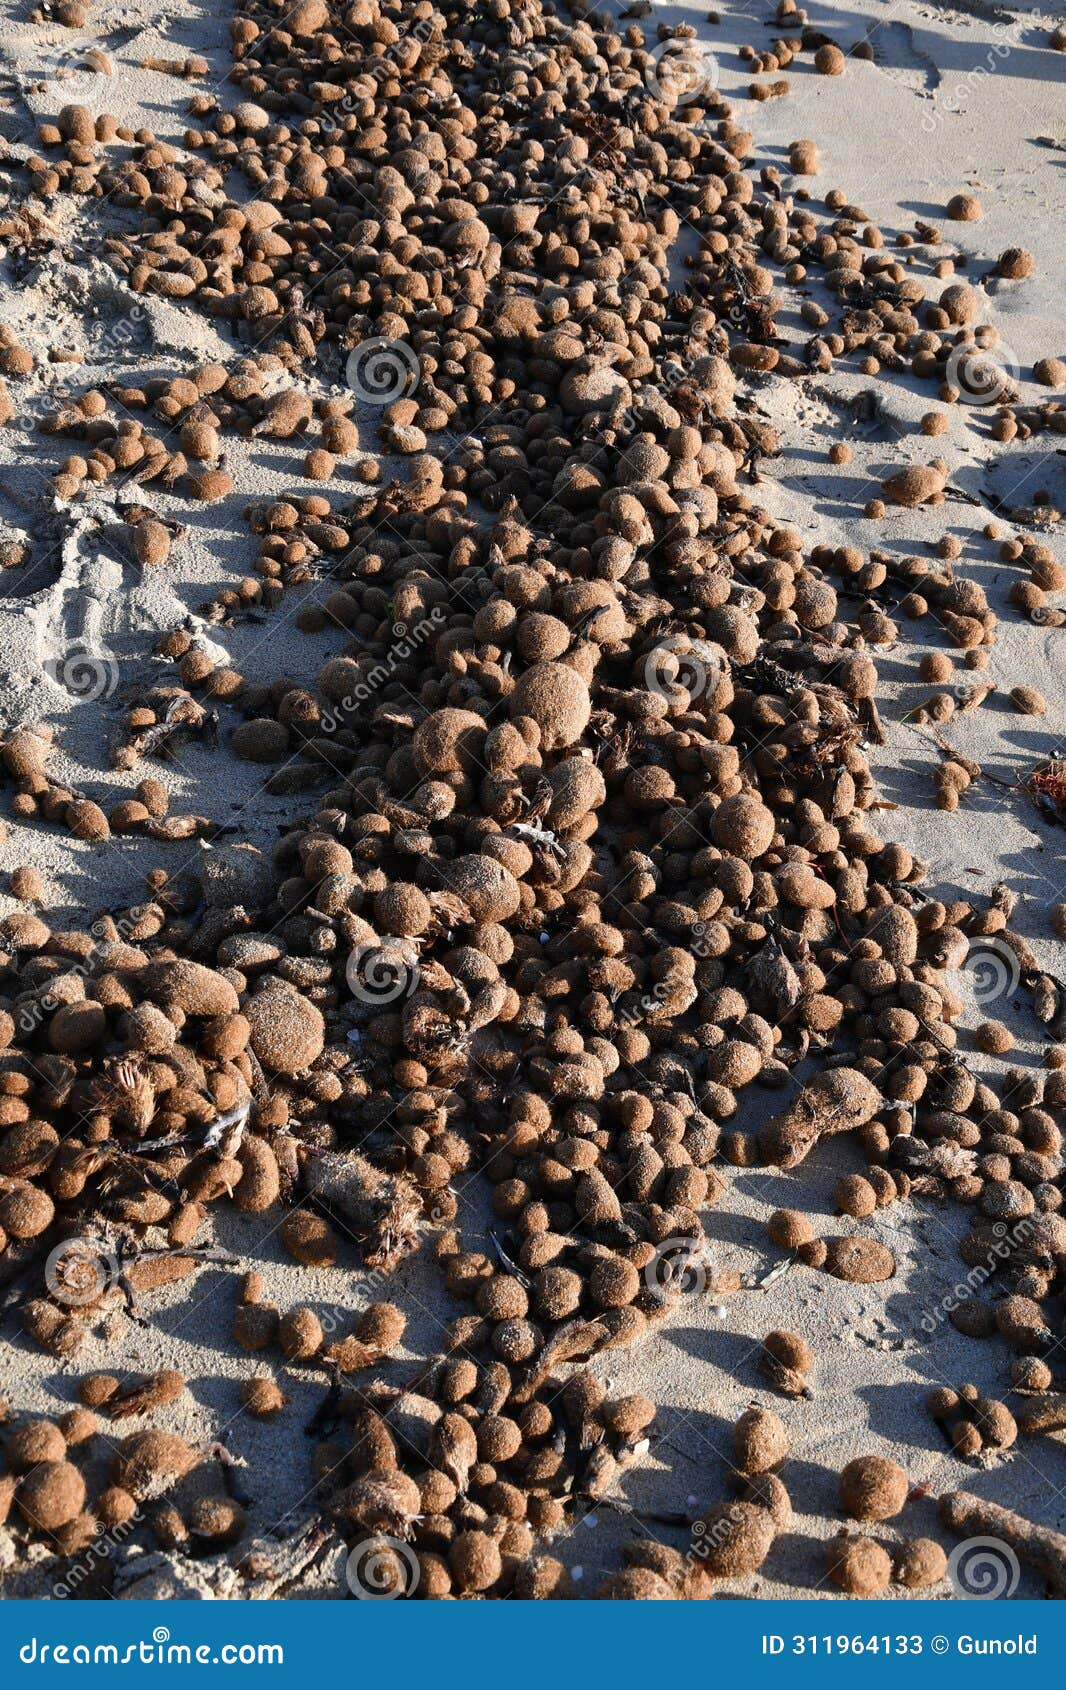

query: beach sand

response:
[0,0,1063,1599]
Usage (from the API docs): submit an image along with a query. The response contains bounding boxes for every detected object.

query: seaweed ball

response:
[0,1186,54,1240]
[241,1376,287,1419]
[509,662,591,751]
[763,1331,813,1373]
[767,1209,814,1247]
[375,883,432,938]
[594,1569,674,1599]
[280,1209,337,1267]
[587,1254,640,1309]
[893,1538,947,1589]
[6,1418,66,1471]
[448,1529,502,1593]
[16,1461,86,1531]
[835,1174,877,1218]
[355,1303,407,1350]
[245,981,324,1075]
[278,1307,323,1361]
[733,1406,789,1474]
[827,1535,892,1594]
[839,1455,909,1521]
[697,1501,775,1576]
[412,708,486,774]
[712,793,775,859]
[112,1430,197,1498]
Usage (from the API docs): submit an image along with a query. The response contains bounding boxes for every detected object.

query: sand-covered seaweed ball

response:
[16,1461,85,1531]
[712,793,775,860]
[893,1539,947,1589]
[245,981,324,1075]
[241,1376,287,1419]
[509,663,590,751]
[112,1431,197,1499]
[696,1502,775,1577]
[827,1535,892,1594]
[734,1406,789,1474]
[839,1455,909,1521]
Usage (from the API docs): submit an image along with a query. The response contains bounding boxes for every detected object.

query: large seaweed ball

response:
[278,1307,323,1361]
[375,883,431,938]
[514,1556,573,1600]
[412,708,486,774]
[49,1001,106,1055]
[827,1535,892,1594]
[113,1430,197,1499]
[16,1461,86,1531]
[767,1209,814,1248]
[6,1418,66,1471]
[713,794,775,859]
[893,1538,947,1589]
[839,1455,909,1521]
[509,662,590,751]
[445,854,521,923]
[246,981,324,1075]
[696,1501,775,1576]
[587,1254,640,1309]
[241,1376,287,1419]
[448,1529,502,1593]
[734,1406,789,1474]
[0,1186,54,1240]
[836,1174,877,1218]
[233,1136,280,1214]
[356,1303,406,1350]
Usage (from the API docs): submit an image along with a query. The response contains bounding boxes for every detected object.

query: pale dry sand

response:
[0,0,1063,1600]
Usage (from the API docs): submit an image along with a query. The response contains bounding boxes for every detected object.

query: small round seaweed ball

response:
[278,1307,323,1360]
[16,1461,86,1530]
[827,1535,892,1594]
[839,1455,909,1521]
[242,1376,287,1419]
[893,1538,948,1589]
[6,1419,66,1471]
[697,1501,775,1576]
[734,1406,789,1474]
[835,1174,877,1218]
[763,1331,813,1373]
[448,1529,502,1593]
[767,1209,814,1247]
[356,1302,407,1350]
[279,1209,337,1267]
